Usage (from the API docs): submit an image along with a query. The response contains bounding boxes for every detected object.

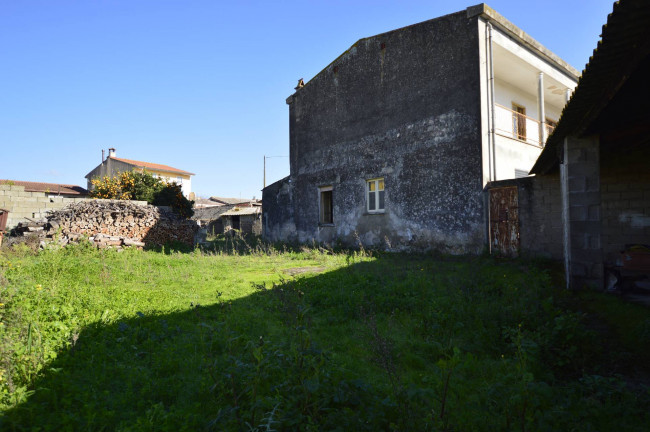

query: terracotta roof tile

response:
[111,157,194,176]
[0,180,89,195]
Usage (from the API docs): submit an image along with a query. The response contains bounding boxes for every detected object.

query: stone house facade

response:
[263,4,578,252]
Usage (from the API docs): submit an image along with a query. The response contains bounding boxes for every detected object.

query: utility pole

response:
[263,155,289,190]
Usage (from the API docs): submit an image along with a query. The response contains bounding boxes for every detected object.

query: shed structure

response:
[528,0,650,288]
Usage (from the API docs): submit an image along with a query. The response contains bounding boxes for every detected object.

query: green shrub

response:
[90,171,194,217]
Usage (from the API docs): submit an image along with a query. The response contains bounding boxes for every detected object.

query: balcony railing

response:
[494,104,555,147]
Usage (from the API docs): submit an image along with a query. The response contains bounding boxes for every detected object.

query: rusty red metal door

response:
[0,209,9,247]
[489,187,520,257]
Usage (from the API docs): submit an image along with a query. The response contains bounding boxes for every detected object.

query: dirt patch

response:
[283,266,327,276]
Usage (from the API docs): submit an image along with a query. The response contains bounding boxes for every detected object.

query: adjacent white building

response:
[477,5,579,184]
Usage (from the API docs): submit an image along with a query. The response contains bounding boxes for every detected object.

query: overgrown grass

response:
[0,241,648,431]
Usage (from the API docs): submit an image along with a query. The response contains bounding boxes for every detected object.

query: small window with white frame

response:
[367,178,385,213]
[319,186,333,224]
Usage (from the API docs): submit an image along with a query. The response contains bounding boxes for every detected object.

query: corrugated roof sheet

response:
[221,207,261,216]
[111,157,194,176]
[531,0,650,174]
[0,180,89,195]
[209,197,253,205]
[192,205,234,221]
[194,198,221,207]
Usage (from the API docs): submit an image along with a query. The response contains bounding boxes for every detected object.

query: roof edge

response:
[111,157,195,176]
[287,9,468,102]
[467,3,580,80]
[0,179,89,194]
[262,175,291,192]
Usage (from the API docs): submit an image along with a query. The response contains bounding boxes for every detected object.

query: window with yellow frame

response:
[367,178,385,213]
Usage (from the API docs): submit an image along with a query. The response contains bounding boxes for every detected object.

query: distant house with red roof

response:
[0,179,89,230]
[85,148,194,198]
[0,180,88,197]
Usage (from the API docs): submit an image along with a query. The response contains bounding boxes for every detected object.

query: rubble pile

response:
[10,200,197,249]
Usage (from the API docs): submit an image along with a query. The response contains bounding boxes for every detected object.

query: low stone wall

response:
[0,184,89,230]
[7,199,197,248]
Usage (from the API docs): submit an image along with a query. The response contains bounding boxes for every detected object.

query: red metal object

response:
[0,209,8,247]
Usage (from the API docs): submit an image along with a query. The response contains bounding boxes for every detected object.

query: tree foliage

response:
[89,171,194,217]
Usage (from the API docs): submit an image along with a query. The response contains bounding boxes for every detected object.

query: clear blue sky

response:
[0,0,613,199]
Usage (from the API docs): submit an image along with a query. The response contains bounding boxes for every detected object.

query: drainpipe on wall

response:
[561,139,571,289]
[560,88,572,289]
[487,22,497,181]
[538,72,546,145]
[484,22,492,183]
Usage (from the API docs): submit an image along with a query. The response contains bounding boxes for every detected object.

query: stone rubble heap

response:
[10,200,197,249]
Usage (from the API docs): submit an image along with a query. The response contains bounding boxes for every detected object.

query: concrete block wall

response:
[519,174,564,259]
[565,135,603,288]
[0,184,90,230]
[600,143,650,264]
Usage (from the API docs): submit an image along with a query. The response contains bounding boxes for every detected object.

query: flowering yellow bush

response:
[89,171,194,217]
[90,174,131,200]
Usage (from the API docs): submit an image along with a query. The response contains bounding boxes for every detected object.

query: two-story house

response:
[85,148,194,198]
[262,3,579,253]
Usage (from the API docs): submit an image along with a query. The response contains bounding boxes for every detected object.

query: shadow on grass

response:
[2,254,649,431]
[0,258,420,431]
[198,233,364,257]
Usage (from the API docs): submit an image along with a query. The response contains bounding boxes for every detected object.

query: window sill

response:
[364,210,386,216]
[318,223,335,227]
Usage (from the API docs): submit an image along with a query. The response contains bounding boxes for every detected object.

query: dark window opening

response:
[320,188,333,224]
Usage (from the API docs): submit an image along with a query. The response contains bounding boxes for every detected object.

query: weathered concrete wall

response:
[487,174,564,259]
[223,215,262,235]
[600,142,650,265]
[206,219,225,236]
[283,11,484,252]
[0,184,90,230]
[263,177,297,242]
[240,215,262,235]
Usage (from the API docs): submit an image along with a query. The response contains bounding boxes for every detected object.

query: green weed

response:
[0,243,648,431]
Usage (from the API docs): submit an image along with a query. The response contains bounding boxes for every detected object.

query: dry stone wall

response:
[9,199,197,248]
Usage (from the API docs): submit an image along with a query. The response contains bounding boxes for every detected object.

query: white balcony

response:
[494,104,556,147]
